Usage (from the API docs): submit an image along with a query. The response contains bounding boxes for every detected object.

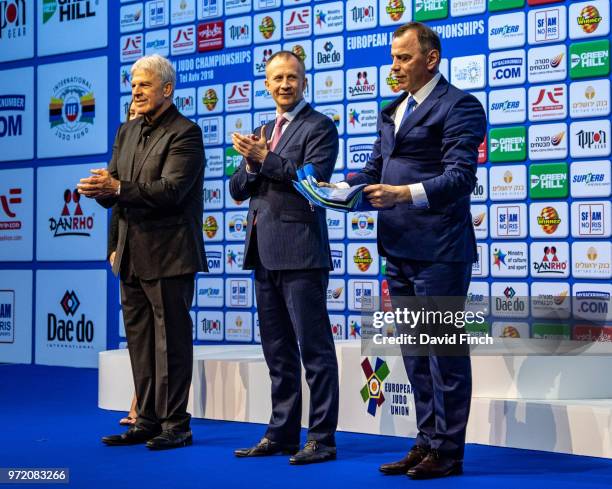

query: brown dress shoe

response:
[379,445,429,475]
[407,451,463,479]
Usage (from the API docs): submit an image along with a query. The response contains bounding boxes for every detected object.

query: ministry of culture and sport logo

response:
[360,357,390,416]
[49,188,94,237]
[43,0,96,24]
[49,76,95,141]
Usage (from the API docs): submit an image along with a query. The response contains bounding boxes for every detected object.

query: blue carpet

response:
[1,364,612,489]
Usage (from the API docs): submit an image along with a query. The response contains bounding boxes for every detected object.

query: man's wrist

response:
[115,181,121,196]
[400,185,412,204]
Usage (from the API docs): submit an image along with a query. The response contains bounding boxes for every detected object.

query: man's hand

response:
[363,184,412,209]
[317,181,339,188]
[109,251,116,267]
[232,128,269,167]
[77,169,120,198]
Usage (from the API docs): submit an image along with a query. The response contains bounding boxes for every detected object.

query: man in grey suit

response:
[78,54,206,450]
[230,51,339,465]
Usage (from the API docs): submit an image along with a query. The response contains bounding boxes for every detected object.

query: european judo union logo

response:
[360,357,390,416]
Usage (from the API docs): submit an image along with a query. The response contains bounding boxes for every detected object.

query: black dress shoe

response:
[102,426,161,446]
[289,441,337,465]
[407,451,463,479]
[146,429,193,450]
[234,437,299,457]
[379,445,429,475]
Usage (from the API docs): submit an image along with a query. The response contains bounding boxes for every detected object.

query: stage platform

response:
[99,342,612,459]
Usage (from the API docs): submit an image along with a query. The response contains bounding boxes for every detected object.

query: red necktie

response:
[269,115,288,151]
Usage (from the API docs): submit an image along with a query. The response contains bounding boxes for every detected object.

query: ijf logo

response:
[360,357,390,416]
[350,213,375,238]
[226,212,247,240]
[48,76,95,142]
[49,188,94,238]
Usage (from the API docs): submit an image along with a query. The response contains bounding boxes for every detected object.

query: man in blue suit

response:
[229,51,339,465]
[327,22,486,478]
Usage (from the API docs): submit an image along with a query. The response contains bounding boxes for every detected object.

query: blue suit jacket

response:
[347,76,486,263]
[229,103,338,270]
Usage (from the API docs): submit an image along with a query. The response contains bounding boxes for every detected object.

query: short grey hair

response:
[131,55,176,91]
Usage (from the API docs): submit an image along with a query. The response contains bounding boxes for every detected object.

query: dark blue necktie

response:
[399,96,417,128]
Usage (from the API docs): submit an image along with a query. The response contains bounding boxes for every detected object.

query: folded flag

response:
[292,164,372,212]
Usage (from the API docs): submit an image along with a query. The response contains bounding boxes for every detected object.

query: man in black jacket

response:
[78,54,206,450]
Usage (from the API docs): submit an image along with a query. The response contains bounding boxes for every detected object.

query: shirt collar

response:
[276,99,307,123]
[408,73,441,106]
[141,103,176,131]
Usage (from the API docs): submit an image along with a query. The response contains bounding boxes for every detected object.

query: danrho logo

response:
[48,188,94,237]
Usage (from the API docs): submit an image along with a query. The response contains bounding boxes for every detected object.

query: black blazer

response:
[229,103,338,270]
[97,104,207,279]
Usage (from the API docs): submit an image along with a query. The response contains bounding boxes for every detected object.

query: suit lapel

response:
[123,125,140,181]
[271,104,310,154]
[394,77,449,145]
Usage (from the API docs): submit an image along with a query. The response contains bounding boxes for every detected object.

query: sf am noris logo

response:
[49,76,95,142]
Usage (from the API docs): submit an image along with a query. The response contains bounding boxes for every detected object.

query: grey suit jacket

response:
[229,103,338,271]
[97,104,207,279]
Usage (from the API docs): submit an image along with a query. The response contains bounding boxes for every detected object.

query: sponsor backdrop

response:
[0,1,611,383]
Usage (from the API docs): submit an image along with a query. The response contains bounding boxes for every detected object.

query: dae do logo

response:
[47,290,94,345]
[49,76,95,142]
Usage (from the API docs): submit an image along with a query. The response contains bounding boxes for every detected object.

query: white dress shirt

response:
[338,73,442,208]
[245,99,307,175]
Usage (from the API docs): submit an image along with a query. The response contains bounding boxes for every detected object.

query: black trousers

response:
[255,259,339,446]
[120,265,195,432]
